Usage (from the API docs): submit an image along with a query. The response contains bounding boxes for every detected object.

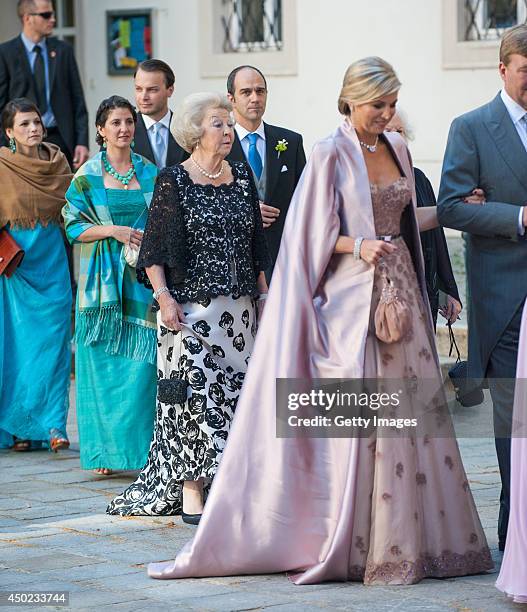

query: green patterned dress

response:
[75,189,156,470]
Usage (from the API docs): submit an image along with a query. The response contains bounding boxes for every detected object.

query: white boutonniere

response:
[275,139,288,158]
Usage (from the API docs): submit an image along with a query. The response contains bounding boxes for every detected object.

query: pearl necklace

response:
[359,136,379,153]
[191,155,224,180]
[102,150,135,188]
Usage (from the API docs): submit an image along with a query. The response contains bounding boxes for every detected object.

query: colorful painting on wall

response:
[107,10,152,75]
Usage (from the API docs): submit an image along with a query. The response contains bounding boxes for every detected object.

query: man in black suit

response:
[0,0,89,170]
[133,59,188,168]
[226,65,306,281]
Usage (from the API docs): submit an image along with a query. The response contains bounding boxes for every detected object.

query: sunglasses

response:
[29,11,55,20]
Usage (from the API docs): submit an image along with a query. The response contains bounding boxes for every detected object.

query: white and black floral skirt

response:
[107,293,257,516]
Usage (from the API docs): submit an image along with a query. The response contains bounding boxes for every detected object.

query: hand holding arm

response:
[415,207,439,232]
[438,117,521,239]
[464,188,486,205]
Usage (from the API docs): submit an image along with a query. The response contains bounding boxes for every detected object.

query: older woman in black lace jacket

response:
[107,92,270,524]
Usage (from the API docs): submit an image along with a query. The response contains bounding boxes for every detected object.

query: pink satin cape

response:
[495,302,527,603]
[148,122,436,583]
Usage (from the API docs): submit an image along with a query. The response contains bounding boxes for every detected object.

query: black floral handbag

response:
[158,377,188,405]
[157,330,188,405]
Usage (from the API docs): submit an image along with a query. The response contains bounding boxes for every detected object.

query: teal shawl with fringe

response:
[62,152,158,365]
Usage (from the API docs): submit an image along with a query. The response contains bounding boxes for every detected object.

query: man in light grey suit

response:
[438,24,527,552]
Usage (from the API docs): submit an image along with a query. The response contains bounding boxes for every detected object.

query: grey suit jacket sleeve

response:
[437,116,522,241]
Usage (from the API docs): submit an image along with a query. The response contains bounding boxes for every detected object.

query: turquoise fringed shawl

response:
[62,152,159,364]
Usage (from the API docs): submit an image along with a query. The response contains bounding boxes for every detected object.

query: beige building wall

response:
[76,0,504,189]
[0,0,22,42]
[0,0,505,189]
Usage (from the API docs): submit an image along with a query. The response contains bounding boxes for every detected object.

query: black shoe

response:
[499,539,506,552]
[182,512,202,525]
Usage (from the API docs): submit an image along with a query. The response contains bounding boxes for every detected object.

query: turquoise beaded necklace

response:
[102,150,136,189]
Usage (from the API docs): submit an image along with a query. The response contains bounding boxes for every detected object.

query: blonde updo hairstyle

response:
[338,56,401,116]
[172,92,233,153]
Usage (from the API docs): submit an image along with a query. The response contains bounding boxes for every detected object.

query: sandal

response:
[13,439,31,452]
[93,468,113,476]
[49,429,70,453]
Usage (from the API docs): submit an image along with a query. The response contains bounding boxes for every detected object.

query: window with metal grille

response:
[51,0,78,52]
[464,0,527,40]
[221,0,283,52]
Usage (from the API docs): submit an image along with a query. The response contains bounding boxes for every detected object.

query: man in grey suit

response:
[438,24,527,552]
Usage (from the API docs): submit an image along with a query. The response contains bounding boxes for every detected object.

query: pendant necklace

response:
[191,155,224,180]
[359,136,379,153]
[102,150,136,189]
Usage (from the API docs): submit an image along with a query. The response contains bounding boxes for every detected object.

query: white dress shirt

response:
[500,89,526,234]
[235,122,266,170]
[143,109,171,168]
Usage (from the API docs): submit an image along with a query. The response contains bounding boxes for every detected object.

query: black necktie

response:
[33,45,48,114]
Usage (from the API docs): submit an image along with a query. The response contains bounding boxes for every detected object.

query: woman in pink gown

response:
[496,303,527,603]
[147,57,493,585]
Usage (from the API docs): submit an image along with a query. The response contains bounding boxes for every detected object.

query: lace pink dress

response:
[146,169,493,586]
[344,178,493,584]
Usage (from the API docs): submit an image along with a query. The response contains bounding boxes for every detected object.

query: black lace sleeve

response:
[246,165,271,275]
[136,167,187,289]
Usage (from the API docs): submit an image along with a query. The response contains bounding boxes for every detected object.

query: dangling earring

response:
[131,139,135,149]
[102,138,107,149]
[195,140,200,150]
[9,137,16,153]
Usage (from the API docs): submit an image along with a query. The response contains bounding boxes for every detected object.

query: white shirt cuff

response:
[519,207,525,236]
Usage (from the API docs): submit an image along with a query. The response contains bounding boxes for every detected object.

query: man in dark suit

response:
[0,0,90,295]
[0,0,89,169]
[438,24,527,551]
[133,59,188,168]
[226,65,306,281]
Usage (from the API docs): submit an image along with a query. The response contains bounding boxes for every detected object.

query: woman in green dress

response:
[62,96,159,475]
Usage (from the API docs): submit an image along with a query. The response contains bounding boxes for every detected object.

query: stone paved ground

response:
[0,384,519,612]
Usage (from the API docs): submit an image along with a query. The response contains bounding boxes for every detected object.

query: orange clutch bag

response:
[0,229,25,278]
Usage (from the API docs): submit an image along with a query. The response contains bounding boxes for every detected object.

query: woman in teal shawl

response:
[63,96,158,474]
[0,98,72,452]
